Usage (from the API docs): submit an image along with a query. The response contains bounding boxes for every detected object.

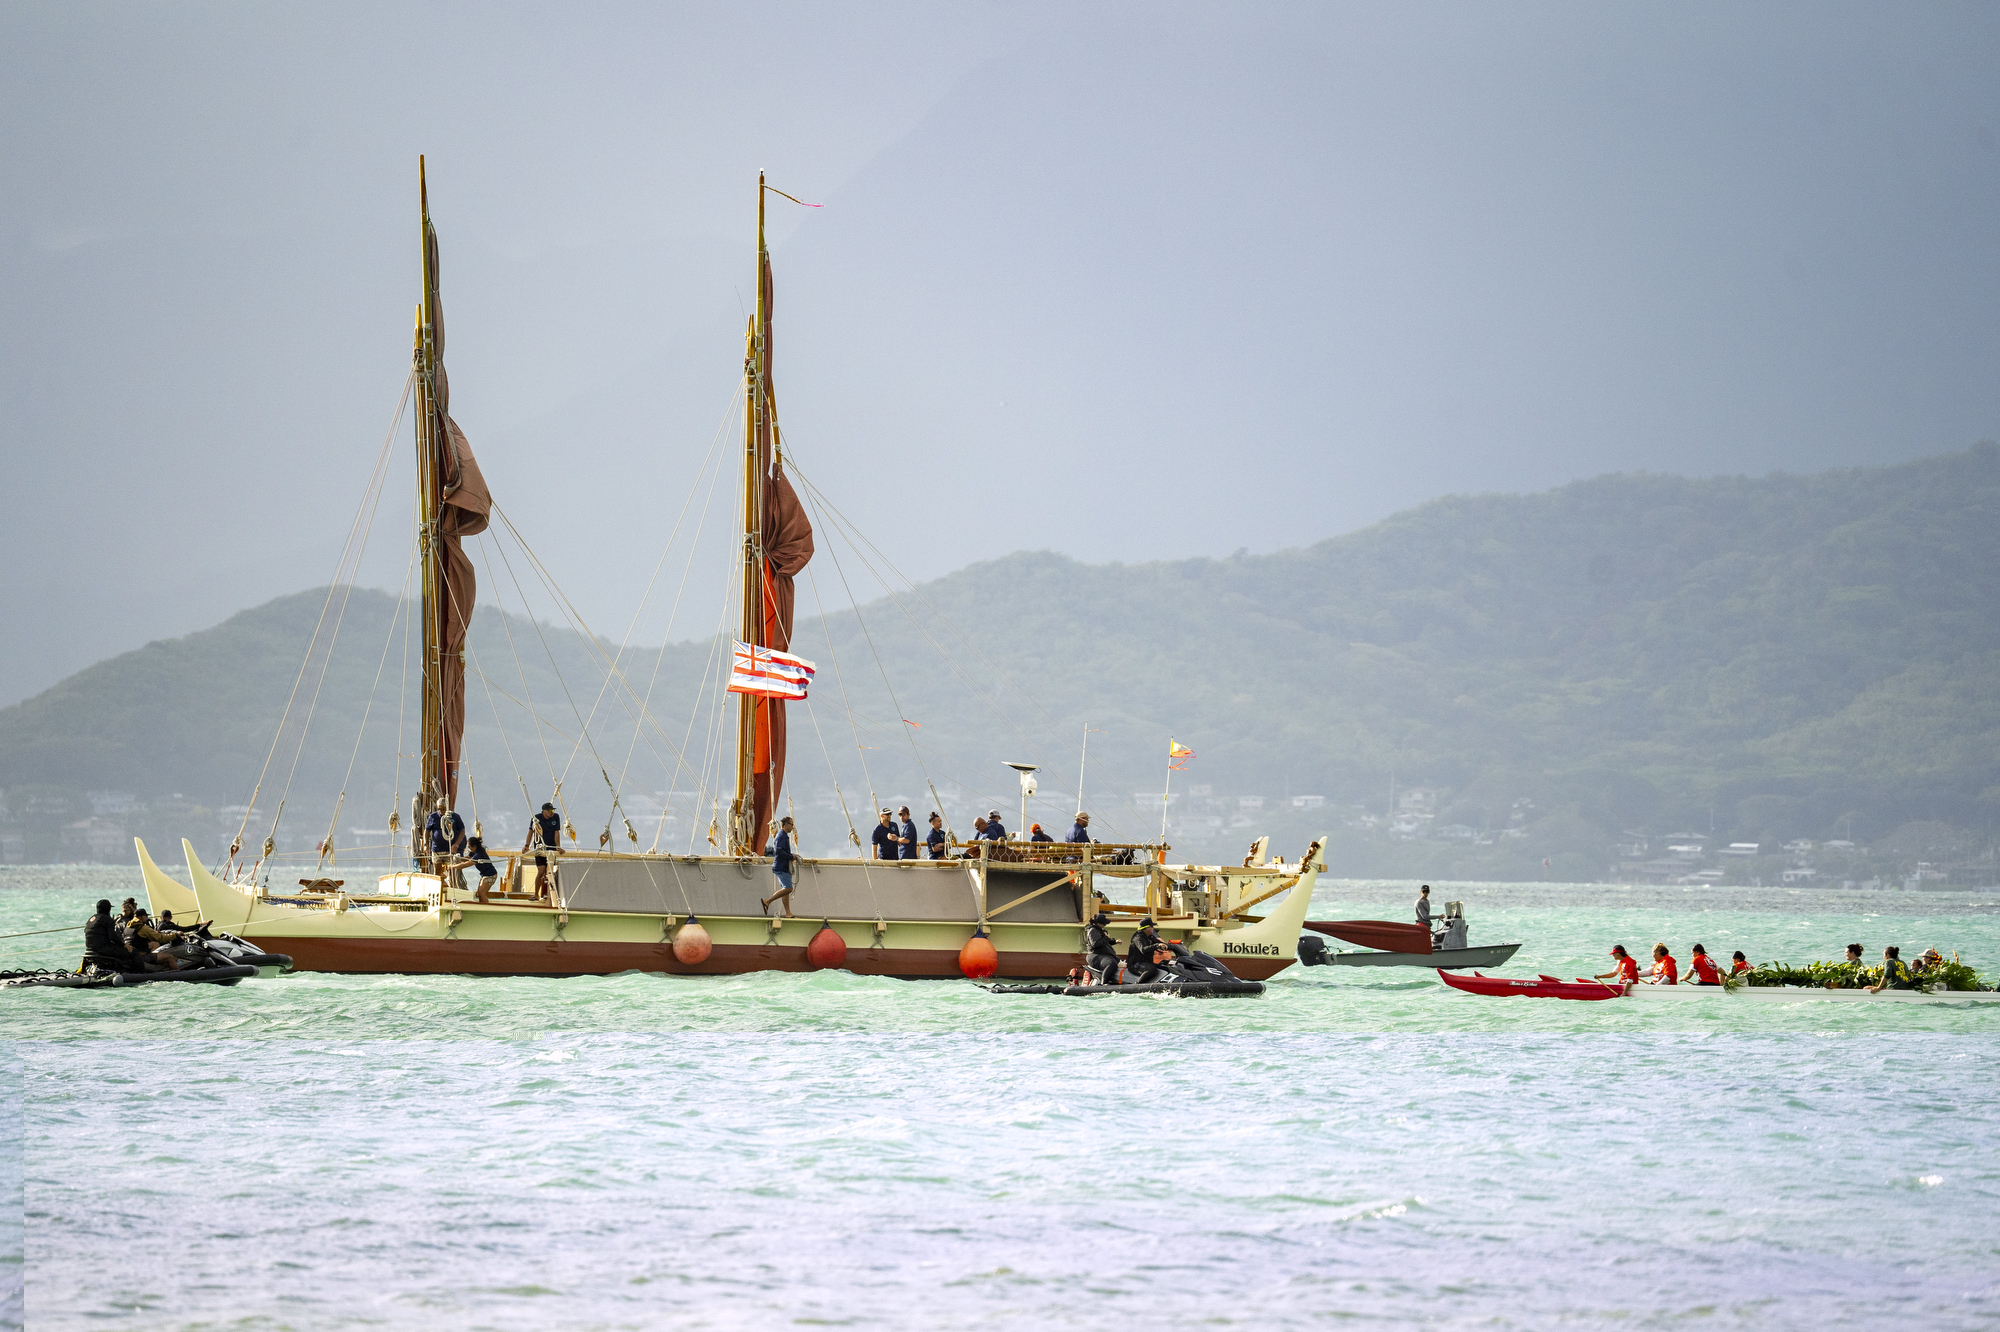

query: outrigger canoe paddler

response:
[1865,946,1914,994]
[1649,944,1678,984]
[1596,946,1640,984]
[1687,944,1722,986]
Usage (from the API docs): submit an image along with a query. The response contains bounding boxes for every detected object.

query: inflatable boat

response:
[2,963,260,989]
[985,979,1265,997]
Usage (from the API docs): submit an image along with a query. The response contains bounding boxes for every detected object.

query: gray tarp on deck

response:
[553,857,1084,924]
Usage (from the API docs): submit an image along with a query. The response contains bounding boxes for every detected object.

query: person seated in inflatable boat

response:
[1084,912,1123,986]
[82,900,140,973]
[120,907,183,971]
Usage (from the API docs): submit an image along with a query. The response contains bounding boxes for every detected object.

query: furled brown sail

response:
[422,217,492,806]
[748,246,814,854]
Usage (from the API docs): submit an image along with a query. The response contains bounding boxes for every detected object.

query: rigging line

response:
[235,371,413,850]
[563,386,743,785]
[484,504,709,811]
[799,548,877,811]
[786,469,1151,839]
[394,549,413,818]
[787,460,1066,736]
[786,469,1047,764]
[799,699,860,851]
[319,541,418,857]
[648,560,739,851]
[484,520,617,824]
[612,405,738,813]
[469,640,534,828]
[476,535,559,799]
[793,485,957,841]
[689,563,742,853]
[266,382,409,840]
[466,664,579,744]
[787,465,1117,818]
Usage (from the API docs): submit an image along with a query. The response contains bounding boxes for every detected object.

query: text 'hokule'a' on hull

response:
[137,163,1324,980]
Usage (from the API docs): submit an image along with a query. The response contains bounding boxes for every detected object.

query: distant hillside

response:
[4,446,1997,876]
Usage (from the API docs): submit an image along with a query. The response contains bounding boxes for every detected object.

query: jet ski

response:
[191,927,293,976]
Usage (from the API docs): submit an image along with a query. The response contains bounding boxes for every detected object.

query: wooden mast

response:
[414,155,447,864]
[730,172,770,855]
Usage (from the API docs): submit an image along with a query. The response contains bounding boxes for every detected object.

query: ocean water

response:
[4,865,1998,1330]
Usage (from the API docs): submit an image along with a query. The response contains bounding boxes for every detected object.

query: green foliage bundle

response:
[1742,958,1986,991]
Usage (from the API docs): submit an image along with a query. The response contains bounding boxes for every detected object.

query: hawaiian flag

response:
[726,641,817,700]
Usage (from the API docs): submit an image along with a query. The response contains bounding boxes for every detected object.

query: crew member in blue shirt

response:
[763,816,797,915]
[1066,812,1092,843]
[925,812,949,859]
[1029,823,1054,843]
[897,806,920,860]
[982,810,1008,841]
[871,809,901,860]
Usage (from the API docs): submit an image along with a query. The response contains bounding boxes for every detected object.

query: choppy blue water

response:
[5,866,1999,1330]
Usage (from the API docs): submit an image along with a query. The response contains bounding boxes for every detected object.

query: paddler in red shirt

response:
[1687,944,1722,986]
[1649,943,1678,984]
[1595,945,1640,984]
[1730,951,1751,977]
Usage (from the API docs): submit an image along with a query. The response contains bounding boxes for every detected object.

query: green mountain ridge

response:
[4,445,1998,877]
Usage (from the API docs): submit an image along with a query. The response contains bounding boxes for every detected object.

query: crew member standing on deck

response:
[529,801,563,897]
[898,807,920,861]
[465,834,498,903]
[871,810,901,861]
[1067,812,1092,843]
[982,810,1008,841]
[925,812,948,859]
[763,816,798,915]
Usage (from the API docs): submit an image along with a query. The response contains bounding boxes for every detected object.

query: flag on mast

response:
[1168,740,1194,771]
[727,641,817,700]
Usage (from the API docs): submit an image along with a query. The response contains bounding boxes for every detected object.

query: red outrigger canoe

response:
[1437,969,1627,1001]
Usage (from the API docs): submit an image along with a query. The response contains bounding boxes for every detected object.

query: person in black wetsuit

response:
[83,899,139,973]
[1084,912,1122,985]
[1125,919,1165,981]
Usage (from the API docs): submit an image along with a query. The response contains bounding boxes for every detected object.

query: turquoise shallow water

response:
[5,866,1999,1329]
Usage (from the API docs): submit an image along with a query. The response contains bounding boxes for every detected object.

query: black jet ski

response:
[986,948,1264,997]
[192,926,293,976]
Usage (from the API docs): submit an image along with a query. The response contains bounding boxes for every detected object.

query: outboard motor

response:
[1296,934,1330,966]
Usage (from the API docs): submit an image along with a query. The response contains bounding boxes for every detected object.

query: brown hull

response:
[249,934,1296,982]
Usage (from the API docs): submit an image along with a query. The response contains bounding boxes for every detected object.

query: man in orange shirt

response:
[1687,944,1722,986]
[1650,943,1678,984]
[1595,945,1640,984]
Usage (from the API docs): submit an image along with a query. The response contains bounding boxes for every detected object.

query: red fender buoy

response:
[806,920,847,970]
[672,915,713,965]
[958,927,999,980]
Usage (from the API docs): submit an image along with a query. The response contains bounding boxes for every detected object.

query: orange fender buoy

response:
[806,920,847,970]
[958,927,999,979]
[672,915,713,965]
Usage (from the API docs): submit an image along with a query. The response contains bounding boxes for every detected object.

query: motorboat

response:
[1297,901,1522,970]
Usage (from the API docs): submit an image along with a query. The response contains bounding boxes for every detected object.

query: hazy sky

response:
[4,1,1998,707]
